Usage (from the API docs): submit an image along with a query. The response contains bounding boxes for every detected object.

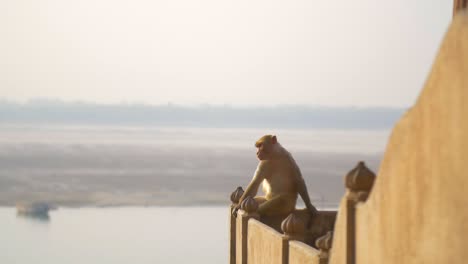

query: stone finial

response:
[230,186,244,204]
[240,196,258,213]
[345,161,376,193]
[316,231,333,251]
[281,212,305,240]
[356,191,369,202]
[453,0,467,17]
[316,231,333,260]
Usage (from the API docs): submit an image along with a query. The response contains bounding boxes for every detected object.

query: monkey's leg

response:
[257,195,296,216]
[254,196,267,205]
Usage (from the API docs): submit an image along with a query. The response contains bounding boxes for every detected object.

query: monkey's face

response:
[255,135,277,160]
[256,142,272,160]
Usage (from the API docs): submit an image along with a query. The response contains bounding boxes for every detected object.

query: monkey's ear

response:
[271,135,277,144]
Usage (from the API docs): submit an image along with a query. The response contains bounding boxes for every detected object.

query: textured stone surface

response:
[289,241,321,264]
[328,197,352,264]
[230,205,237,264]
[236,210,249,264]
[247,219,287,264]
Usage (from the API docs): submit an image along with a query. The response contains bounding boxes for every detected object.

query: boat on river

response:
[16,202,52,217]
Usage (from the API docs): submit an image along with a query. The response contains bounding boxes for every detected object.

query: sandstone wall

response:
[247,220,287,264]
[289,241,322,264]
[330,11,468,264]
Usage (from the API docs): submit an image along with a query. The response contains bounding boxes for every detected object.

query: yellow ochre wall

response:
[247,220,287,264]
[330,11,468,264]
[289,241,322,264]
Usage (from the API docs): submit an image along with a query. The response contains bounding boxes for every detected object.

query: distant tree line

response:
[0,100,405,129]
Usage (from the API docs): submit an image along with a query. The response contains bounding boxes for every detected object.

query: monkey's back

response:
[262,155,298,200]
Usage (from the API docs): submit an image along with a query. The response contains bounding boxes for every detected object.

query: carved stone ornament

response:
[356,191,369,202]
[281,212,305,236]
[240,196,258,213]
[453,0,468,16]
[345,161,376,193]
[230,186,244,204]
[315,231,333,252]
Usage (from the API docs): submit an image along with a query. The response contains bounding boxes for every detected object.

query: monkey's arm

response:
[297,176,318,228]
[232,162,269,217]
[297,176,315,212]
[294,165,317,216]
[238,161,270,205]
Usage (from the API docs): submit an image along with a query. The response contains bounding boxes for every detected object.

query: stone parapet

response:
[229,183,337,264]
[248,219,288,264]
[289,241,321,264]
[235,197,260,264]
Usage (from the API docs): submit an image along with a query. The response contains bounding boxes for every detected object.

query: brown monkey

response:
[233,135,317,219]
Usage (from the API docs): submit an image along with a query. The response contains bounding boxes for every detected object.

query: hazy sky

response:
[0,0,452,107]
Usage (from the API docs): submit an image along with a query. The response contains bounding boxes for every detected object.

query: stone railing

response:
[228,161,375,264]
[328,162,376,264]
[229,189,337,264]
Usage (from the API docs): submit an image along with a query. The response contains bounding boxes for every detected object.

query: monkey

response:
[232,135,317,220]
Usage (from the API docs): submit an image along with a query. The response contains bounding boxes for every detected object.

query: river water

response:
[0,206,228,264]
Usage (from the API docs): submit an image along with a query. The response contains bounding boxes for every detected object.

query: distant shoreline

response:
[0,100,404,129]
